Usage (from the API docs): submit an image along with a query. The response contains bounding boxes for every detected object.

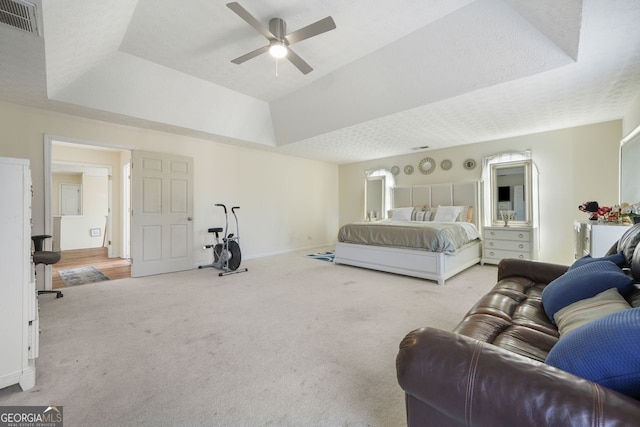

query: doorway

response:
[44,137,132,290]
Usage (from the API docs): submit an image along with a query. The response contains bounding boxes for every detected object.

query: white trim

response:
[43,135,53,290]
[621,122,640,145]
[45,134,133,151]
[44,134,127,266]
[620,122,640,203]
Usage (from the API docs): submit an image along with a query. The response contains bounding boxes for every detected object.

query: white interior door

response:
[60,183,81,215]
[130,151,194,277]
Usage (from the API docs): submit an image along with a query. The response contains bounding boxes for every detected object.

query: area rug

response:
[58,266,110,286]
[305,250,335,262]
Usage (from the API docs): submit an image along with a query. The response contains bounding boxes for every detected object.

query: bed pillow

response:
[569,252,626,270]
[541,260,634,323]
[456,206,473,222]
[414,210,431,221]
[433,205,464,222]
[554,288,631,336]
[545,308,640,398]
[453,205,468,222]
[425,207,438,221]
[390,207,414,221]
[410,207,426,221]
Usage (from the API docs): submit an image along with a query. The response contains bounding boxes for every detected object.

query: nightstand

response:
[482,226,538,265]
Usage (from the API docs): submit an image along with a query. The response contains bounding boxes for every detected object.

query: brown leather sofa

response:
[397,224,640,426]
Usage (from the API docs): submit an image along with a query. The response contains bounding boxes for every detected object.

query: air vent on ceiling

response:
[0,0,39,35]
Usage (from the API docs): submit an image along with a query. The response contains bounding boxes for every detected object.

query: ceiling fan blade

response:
[226,2,275,40]
[286,48,313,75]
[231,45,270,64]
[285,16,336,45]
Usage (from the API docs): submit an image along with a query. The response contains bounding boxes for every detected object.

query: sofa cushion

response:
[569,252,626,270]
[554,288,631,336]
[541,260,634,323]
[545,308,640,398]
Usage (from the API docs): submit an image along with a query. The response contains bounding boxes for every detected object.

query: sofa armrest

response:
[397,327,640,427]
[497,258,568,284]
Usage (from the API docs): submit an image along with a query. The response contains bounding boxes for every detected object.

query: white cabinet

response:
[482,226,538,265]
[0,157,38,391]
[573,221,630,259]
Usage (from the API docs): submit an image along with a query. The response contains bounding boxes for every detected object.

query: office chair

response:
[31,234,63,298]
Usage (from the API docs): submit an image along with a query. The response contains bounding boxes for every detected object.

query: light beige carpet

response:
[0,249,498,427]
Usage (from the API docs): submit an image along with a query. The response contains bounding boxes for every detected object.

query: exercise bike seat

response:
[207,227,223,233]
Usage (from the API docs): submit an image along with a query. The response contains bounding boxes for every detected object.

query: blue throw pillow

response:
[546,308,640,398]
[541,260,634,323]
[569,252,626,270]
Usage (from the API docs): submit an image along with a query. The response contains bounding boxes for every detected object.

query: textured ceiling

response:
[1,0,640,164]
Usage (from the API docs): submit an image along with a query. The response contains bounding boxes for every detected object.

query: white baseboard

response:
[193,242,336,268]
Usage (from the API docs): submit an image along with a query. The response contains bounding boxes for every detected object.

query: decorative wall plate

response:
[418,157,436,174]
[404,165,414,175]
[391,165,400,175]
[463,159,477,170]
[440,159,452,170]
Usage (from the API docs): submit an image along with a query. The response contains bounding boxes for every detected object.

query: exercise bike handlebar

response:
[215,203,227,214]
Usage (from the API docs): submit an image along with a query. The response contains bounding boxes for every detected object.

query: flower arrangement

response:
[620,202,640,224]
[578,201,640,224]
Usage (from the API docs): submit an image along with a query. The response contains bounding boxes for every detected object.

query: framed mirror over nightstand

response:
[481,151,539,265]
[364,169,394,221]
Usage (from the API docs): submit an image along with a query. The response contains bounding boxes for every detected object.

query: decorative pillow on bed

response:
[414,210,431,221]
[410,207,426,221]
[545,308,640,399]
[390,207,415,221]
[554,288,631,336]
[433,205,464,222]
[541,260,634,323]
[455,206,473,222]
[426,207,438,221]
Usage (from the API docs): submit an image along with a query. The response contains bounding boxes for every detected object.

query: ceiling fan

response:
[226,2,336,75]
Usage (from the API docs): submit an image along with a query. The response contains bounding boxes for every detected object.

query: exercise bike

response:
[198,204,248,276]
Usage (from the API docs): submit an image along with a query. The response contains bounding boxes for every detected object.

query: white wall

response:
[57,174,108,250]
[0,101,339,266]
[339,121,623,265]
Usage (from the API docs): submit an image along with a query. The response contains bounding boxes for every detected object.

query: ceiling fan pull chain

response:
[275,57,279,77]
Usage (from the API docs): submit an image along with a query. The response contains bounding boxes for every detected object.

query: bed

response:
[334,181,482,285]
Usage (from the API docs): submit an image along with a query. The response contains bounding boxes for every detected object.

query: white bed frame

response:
[334,181,482,285]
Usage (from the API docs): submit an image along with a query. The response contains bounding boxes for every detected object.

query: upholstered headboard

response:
[391,181,481,225]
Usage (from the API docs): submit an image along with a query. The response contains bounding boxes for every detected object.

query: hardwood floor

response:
[52,247,131,289]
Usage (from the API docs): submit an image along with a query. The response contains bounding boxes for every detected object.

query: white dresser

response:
[0,157,38,391]
[482,226,538,265]
[573,221,630,259]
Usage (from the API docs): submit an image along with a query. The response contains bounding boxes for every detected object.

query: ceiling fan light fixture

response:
[269,41,287,58]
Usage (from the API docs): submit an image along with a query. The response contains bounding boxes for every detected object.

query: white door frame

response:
[122,162,131,260]
[43,135,131,290]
